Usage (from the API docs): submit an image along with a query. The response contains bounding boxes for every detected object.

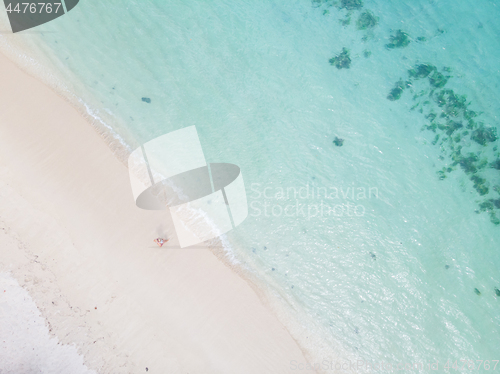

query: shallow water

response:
[2,0,499,370]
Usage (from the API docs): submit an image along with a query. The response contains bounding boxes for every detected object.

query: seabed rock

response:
[142,97,151,103]
[333,137,344,147]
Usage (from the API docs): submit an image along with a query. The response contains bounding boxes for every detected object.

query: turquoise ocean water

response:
[1,0,499,371]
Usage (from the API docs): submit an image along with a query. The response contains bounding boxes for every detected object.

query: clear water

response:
[2,0,499,370]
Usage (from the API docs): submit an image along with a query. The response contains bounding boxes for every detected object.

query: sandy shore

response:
[0,51,310,373]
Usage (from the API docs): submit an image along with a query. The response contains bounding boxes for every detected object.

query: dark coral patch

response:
[439,120,462,136]
[490,212,500,225]
[429,71,449,88]
[386,30,410,49]
[356,10,378,30]
[434,90,469,119]
[408,64,436,79]
[480,199,500,211]
[333,137,344,146]
[329,48,351,69]
[490,159,500,170]
[458,154,478,174]
[391,62,499,224]
[471,125,498,146]
[470,175,489,196]
[339,0,363,10]
[387,80,406,101]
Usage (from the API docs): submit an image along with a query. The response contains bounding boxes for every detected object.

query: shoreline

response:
[0,49,313,373]
[0,19,134,164]
[0,29,349,372]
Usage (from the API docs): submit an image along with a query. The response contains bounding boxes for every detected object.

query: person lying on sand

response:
[154,238,168,247]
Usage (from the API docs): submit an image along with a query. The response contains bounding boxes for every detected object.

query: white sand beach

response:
[0,51,311,373]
